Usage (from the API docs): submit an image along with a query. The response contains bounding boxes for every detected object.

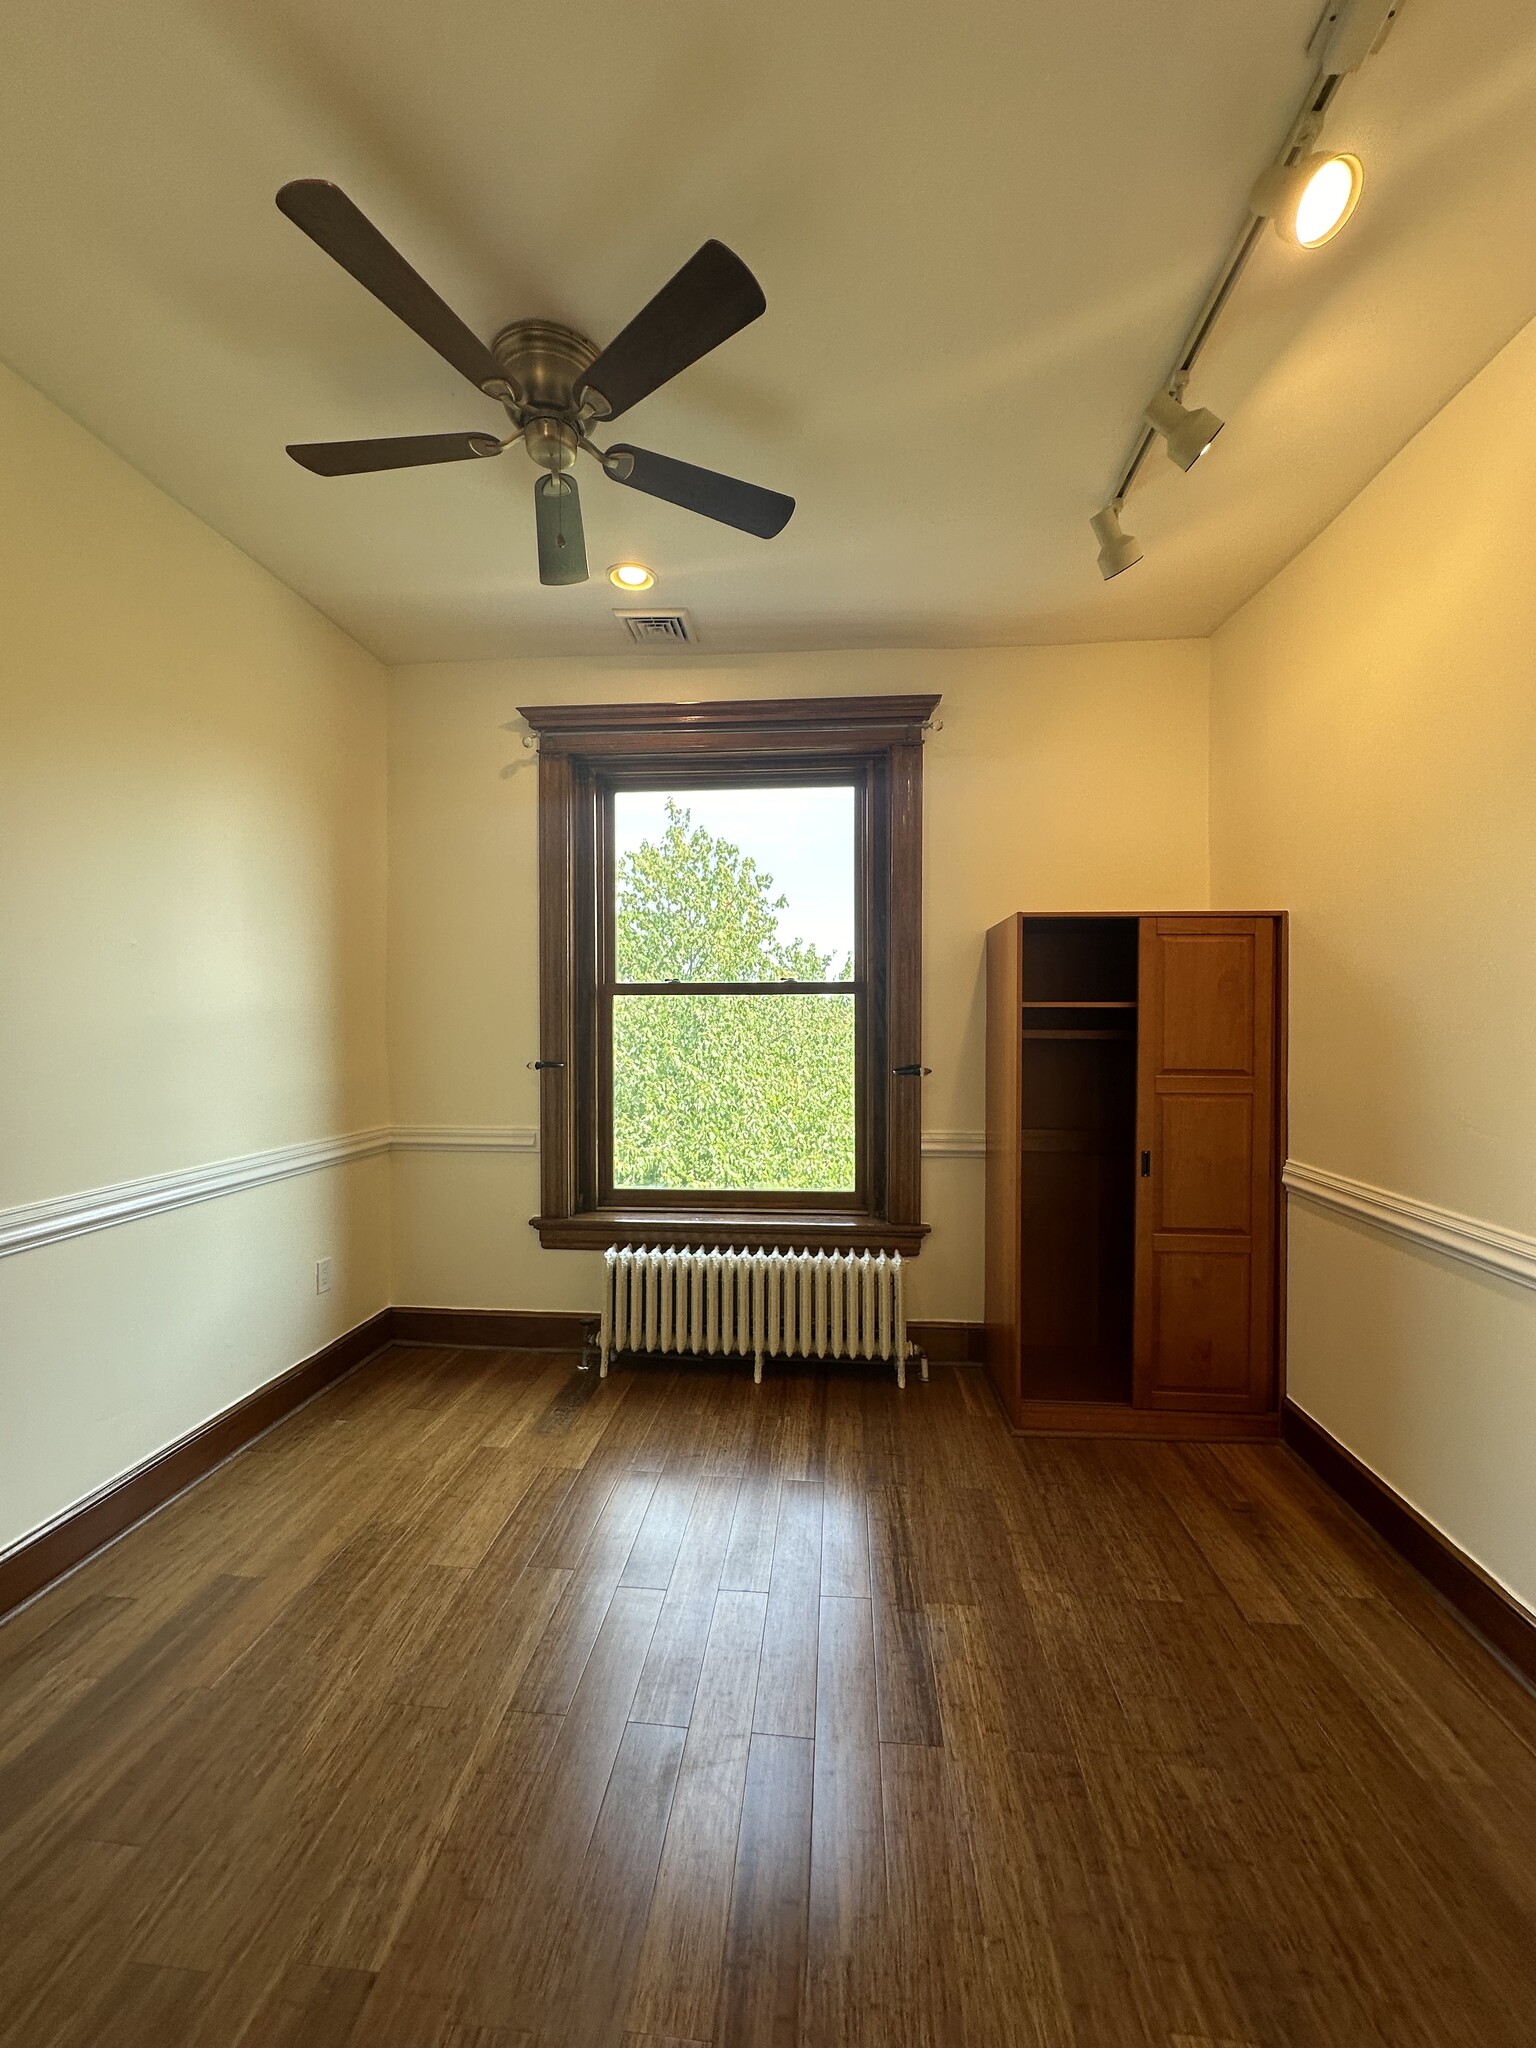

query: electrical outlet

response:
[316,1257,334,1295]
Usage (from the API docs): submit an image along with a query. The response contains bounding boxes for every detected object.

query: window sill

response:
[531,1209,930,1256]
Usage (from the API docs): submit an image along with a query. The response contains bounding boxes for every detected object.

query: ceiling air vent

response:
[614,607,696,648]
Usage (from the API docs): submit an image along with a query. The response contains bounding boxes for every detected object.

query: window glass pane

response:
[613,787,855,982]
[613,993,855,1191]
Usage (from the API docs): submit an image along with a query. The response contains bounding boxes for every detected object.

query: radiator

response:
[596,1245,926,1387]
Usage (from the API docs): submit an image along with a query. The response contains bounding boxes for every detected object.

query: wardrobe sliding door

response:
[1133,916,1277,1414]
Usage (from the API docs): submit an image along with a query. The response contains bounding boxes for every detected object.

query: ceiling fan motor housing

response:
[492,318,598,413]
[492,320,599,473]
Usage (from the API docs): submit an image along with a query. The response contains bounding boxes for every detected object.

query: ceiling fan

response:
[275,182,794,586]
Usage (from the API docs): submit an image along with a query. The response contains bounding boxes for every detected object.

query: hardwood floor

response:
[2,1343,1534,2047]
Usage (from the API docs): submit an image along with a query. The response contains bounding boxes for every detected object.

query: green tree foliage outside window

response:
[613,799,856,1191]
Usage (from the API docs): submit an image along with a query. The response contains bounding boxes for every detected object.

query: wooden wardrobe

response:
[983,913,1286,1437]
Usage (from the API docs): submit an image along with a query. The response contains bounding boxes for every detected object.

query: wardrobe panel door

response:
[1156,931,1256,1073]
[1134,917,1277,1413]
[1152,1251,1254,1398]
[1158,1095,1253,1231]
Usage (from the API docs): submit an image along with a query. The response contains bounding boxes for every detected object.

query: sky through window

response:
[613,787,855,972]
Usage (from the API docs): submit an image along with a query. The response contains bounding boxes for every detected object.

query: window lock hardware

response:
[529,1059,566,1071]
[892,1063,932,1077]
[1140,1150,1152,1176]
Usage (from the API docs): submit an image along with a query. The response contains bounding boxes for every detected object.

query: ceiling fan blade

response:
[287,432,504,476]
[534,473,589,585]
[276,179,509,396]
[576,241,766,421]
[602,443,793,538]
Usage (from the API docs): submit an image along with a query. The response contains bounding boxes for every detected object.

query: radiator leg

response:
[753,1347,763,1386]
[896,1350,906,1390]
[599,1343,610,1379]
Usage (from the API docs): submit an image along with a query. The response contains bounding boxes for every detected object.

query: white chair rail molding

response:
[1282,1161,1536,1292]
[0,1126,989,1259]
[11,1142,1532,1284]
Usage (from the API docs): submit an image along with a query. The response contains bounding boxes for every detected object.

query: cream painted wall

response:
[388,643,1212,1323]
[1211,315,1536,1614]
[0,361,391,1554]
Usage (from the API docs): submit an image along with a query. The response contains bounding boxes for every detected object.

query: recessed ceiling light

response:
[608,562,655,590]
[1252,151,1364,248]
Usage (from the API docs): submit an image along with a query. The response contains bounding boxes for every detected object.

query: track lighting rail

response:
[1092,0,1403,576]
[1108,68,1343,514]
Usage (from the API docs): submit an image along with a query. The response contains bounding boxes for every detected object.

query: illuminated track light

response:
[1090,504,1143,581]
[1251,151,1364,248]
[1144,390,1224,472]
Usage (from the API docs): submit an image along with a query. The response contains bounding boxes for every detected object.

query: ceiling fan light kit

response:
[1089,0,1401,577]
[276,183,794,587]
[534,474,588,585]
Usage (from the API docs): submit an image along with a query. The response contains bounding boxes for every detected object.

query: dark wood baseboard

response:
[391,1306,595,1351]
[909,1319,986,1363]
[0,1309,393,1627]
[1283,1400,1536,1687]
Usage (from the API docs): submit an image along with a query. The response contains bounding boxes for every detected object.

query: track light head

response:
[1144,390,1224,472]
[1251,151,1364,247]
[1090,504,1143,581]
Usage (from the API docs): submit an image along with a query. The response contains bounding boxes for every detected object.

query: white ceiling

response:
[3,0,1535,663]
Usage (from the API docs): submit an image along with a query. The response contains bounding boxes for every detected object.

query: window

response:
[522,694,937,1252]
[610,785,857,1193]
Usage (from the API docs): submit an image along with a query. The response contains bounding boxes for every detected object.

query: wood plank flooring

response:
[2,1343,1534,2047]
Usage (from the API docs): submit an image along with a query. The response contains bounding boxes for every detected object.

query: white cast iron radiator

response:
[596,1246,927,1387]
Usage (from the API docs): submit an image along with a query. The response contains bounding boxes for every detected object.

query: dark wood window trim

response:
[521,694,937,1254]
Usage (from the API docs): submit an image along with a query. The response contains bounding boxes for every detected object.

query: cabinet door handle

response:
[1140,1150,1151,1177]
